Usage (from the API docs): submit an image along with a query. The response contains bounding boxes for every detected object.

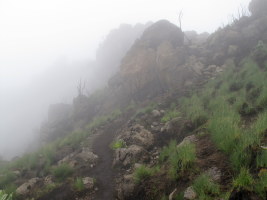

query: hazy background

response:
[0,0,250,159]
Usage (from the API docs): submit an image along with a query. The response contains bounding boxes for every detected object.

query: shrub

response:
[134,165,159,184]
[52,164,74,181]
[111,140,126,149]
[233,168,254,190]
[193,174,220,200]
[74,177,84,191]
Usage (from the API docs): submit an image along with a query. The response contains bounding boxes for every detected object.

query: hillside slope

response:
[0,0,267,199]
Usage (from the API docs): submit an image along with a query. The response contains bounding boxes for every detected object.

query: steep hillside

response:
[0,0,267,200]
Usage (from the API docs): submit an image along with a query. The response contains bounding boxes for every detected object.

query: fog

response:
[0,0,250,159]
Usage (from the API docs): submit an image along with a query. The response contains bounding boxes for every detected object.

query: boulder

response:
[82,177,95,189]
[76,148,98,164]
[16,177,40,196]
[177,135,197,147]
[113,145,147,167]
[205,167,221,182]
[119,125,155,148]
[184,186,197,200]
[151,109,161,117]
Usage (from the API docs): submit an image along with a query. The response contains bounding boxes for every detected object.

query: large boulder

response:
[114,20,194,100]
[118,124,155,148]
[141,20,184,48]
[113,145,148,167]
[76,148,98,164]
[16,177,40,196]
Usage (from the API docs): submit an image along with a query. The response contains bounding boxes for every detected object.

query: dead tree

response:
[178,10,183,31]
[77,79,86,96]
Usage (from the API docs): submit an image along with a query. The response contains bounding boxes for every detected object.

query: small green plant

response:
[161,110,180,123]
[233,168,254,190]
[74,177,84,191]
[52,164,74,181]
[0,190,12,200]
[134,165,159,184]
[111,140,126,149]
[193,174,220,200]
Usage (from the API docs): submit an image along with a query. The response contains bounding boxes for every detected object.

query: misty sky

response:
[0,0,251,159]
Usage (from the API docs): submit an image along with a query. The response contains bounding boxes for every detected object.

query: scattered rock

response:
[177,135,197,147]
[205,167,221,182]
[134,163,142,169]
[169,188,178,200]
[16,177,40,196]
[82,177,95,189]
[44,175,53,185]
[184,186,197,200]
[160,117,181,133]
[57,153,75,165]
[151,110,161,117]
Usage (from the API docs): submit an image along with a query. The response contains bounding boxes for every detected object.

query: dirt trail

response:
[90,119,125,200]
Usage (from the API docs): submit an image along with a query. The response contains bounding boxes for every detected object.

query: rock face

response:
[141,20,184,48]
[16,177,40,196]
[110,20,199,100]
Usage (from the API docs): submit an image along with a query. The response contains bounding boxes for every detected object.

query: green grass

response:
[74,177,84,191]
[180,94,208,126]
[0,190,12,200]
[208,103,241,154]
[52,164,74,181]
[110,140,126,149]
[133,165,159,184]
[254,170,267,198]
[193,174,220,200]
[159,140,196,180]
[256,150,267,168]
[0,172,16,189]
[233,168,254,190]
[161,110,180,123]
